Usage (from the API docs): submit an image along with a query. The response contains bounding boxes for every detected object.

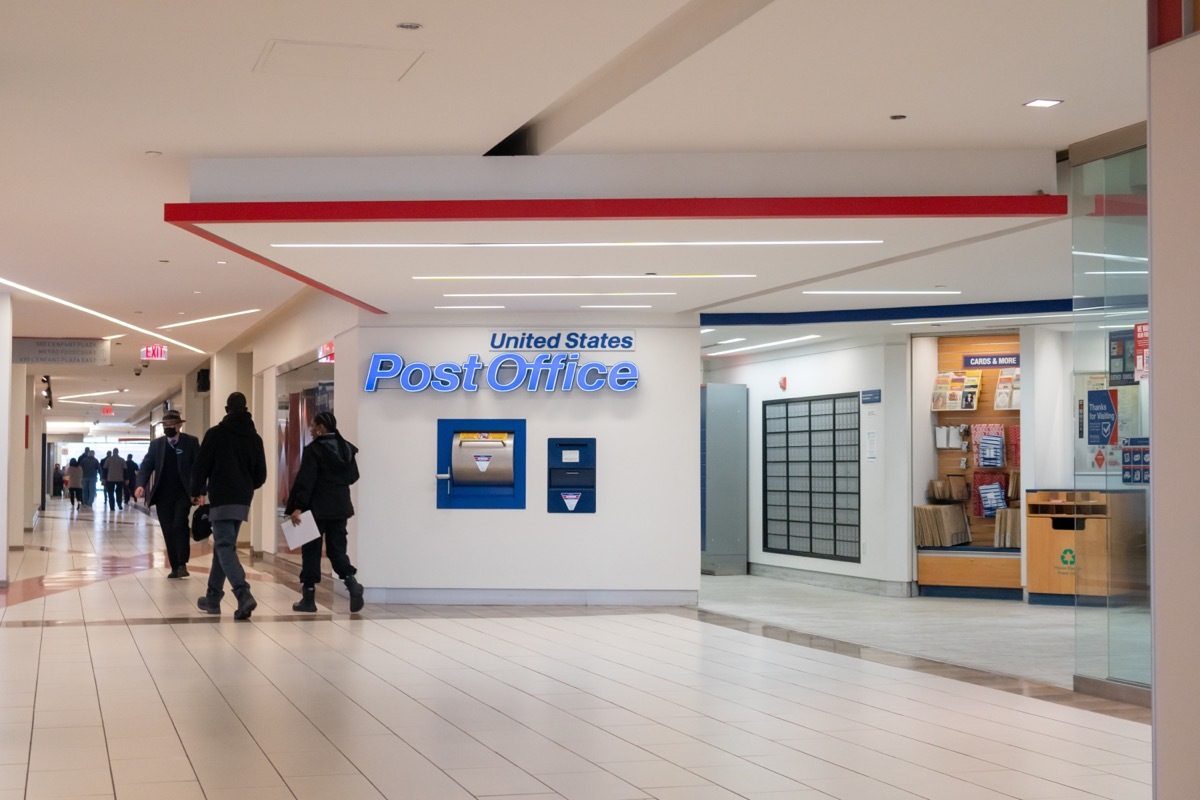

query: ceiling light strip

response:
[802,290,962,295]
[706,335,821,356]
[443,292,676,298]
[275,240,882,249]
[415,274,755,280]
[58,390,121,400]
[157,309,261,330]
[0,277,206,354]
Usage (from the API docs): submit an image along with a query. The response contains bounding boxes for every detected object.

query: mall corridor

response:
[0,497,1151,800]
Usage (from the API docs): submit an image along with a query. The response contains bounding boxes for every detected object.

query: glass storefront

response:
[275,355,334,567]
[1070,146,1150,689]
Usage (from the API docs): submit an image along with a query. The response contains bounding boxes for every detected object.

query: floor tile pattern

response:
[0,499,1151,799]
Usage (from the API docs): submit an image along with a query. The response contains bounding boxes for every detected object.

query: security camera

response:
[141,360,150,368]
[133,367,142,376]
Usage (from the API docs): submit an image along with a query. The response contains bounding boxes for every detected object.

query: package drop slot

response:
[450,432,515,486]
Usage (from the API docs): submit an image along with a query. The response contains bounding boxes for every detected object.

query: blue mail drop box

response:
[547,438,596,513]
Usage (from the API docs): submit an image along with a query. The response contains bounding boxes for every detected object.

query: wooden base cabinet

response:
[1025,490,1146,598]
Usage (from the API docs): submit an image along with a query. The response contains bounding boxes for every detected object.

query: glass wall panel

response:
[275,357,335,567]
[1071,146,1150,688]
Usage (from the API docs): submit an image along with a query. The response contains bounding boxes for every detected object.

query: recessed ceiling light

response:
[274,240,883,249]
[442,292,675,298]
[802,290,961,295]
[706,335,821,356]
[716,338,746,345]
[157,309,261,329]
[0,278,204,354]
[1024,99,1062,108]
[193,291,203,294]
[1072,250,1148,263]
[216,261,227,265]
[700,328,715,334]
[413,273,754,280]
[434,305,506,310]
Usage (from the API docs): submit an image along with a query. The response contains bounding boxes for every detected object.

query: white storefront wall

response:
[245,293,701,604]
[704,339,913,595]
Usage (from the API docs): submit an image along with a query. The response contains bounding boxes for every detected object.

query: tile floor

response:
[0,498,1152,799]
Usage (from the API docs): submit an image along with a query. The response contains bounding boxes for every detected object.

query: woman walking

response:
[284,411,364,613]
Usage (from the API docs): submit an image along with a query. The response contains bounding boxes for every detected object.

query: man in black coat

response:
[190,392,267,620]
[135,409,200,578]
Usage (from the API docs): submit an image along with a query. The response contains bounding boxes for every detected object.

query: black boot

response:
[292,585,317,612]
[345,575,364,613]
[233,586,257,620]
[196,594,221,615]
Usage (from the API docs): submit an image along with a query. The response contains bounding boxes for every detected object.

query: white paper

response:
[282,511,321,549]
[934,426,949,449]
[562,450,580,463]
[948,426,963,449]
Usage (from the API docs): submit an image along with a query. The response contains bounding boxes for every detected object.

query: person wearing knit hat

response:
[190,392,267,619]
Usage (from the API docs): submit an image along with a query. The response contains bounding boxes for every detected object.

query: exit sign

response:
[140,345,168,361]
[101,406,114,416]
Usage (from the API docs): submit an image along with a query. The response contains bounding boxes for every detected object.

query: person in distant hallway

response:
[284,411,364,614]
[66,458,83,510]
[102,447,126,509]
[77,448,100,508]
[52,463,63,497]
[136,410,200,578]
[191,392,266,620]
[124,452,138,505]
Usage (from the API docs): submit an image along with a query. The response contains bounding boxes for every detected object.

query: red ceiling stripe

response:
[165,195,1067,225]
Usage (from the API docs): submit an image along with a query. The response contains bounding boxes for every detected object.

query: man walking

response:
[135,409,200,578]
[78,448,100,508]
[191,392,266,620]
[102,447,126,509]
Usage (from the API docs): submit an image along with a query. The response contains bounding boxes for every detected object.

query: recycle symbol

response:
[1061,549,1076,566]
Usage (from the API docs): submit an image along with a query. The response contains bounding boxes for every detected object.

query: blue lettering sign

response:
[364,352,640,393]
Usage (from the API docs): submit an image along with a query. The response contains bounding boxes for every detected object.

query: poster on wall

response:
[1109,329,1136,386]
[1134,323,1150,381]
[1075,374,1141,472]
[994,368,1020,410]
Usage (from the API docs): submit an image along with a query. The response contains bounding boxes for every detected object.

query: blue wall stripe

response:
[700,298,1074,327]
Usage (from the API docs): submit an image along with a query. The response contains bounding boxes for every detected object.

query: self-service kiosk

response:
[547,438,596,513]
[436,419,526,509]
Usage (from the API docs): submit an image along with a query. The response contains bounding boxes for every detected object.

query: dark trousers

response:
[68,488,82,506]
[104,481,123,509]
[154,495,192,570]
[299,517,356,586]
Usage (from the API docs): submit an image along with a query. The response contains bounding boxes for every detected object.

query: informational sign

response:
[1134,323,1149,381]
[317,341,335,363]
[963,354,1020,369]
[12,338,111,366]
[1108,329,1135,386]
[1122,437,1150,485]
[861,389,881,404]
[489,330,635,352]
[1087,389,1119,446]
[140,344,169,361]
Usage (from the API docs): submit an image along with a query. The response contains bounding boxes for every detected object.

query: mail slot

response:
[548,438,596,513]
[451,432,515,485]
[436,419,526,509]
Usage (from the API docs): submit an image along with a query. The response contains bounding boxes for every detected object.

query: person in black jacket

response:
[190,392,267,620]
[284,411,364,613]
[136,410,201,578]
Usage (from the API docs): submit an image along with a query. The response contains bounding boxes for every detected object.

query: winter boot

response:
[292,585,317,612]
[345,575,364,613]
[233,587,257,620]
[196,594,221,615]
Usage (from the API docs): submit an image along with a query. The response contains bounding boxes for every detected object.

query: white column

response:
[0,294,11,584]
[1149,33,1200,796]
[7,364,24,554]
[209,349,238,414]
[25,375,42,527]
[253,368,278,556]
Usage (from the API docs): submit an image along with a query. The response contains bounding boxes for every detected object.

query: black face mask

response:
[163,427,177,437]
